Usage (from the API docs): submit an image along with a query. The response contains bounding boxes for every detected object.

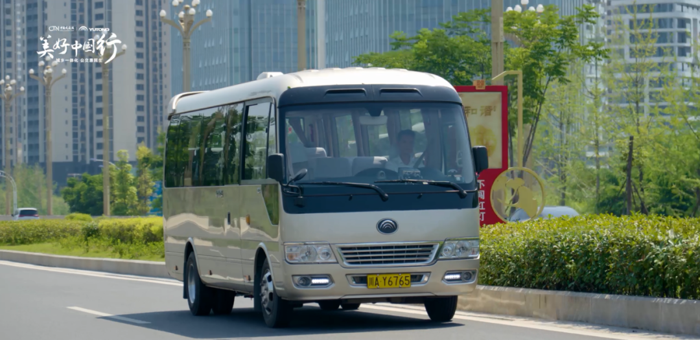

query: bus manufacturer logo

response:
[377,219,398,234]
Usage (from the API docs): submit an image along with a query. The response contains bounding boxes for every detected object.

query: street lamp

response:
[90,157,115,167]
[505,0,547,47]
[160,0,213,92]
[297,0,306,71]
[29,60,67,216]
[0,75,23,215]
[86,42,127,216]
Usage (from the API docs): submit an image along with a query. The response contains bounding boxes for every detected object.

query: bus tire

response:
[341,303,360,310]
[185,252,213,316]
[424,296,457,322]
[318,300,341,311]
[211,289,235,315]
[257,258,292,328]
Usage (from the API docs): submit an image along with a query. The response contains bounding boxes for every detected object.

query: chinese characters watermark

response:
[37,33,123,64]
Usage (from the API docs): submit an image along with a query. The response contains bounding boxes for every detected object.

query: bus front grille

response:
[337,243,439,266]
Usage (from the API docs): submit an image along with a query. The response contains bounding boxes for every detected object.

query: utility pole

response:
[491,0,504,85]
[297,0,307,71]
[87,41,127,216]
[0,76,23,215]
[29,58,67,216]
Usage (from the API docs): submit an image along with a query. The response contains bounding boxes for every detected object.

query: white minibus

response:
[163,68,488,328]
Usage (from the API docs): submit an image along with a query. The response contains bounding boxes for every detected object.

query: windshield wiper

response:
[301,181,389,201]
[375,179,474,199]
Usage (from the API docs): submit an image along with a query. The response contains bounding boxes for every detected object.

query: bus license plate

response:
[367,274,411,289]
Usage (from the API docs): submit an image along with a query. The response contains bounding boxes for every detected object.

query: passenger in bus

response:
[386,129,422,172]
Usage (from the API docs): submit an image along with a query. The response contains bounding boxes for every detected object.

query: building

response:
[19,0,172,186]
[168,0,323,94]
[324,0,580,68]
[0,0,31,169]
[605,0,699,115]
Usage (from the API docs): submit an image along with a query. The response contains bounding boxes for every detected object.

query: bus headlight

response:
[285,243,337,264]
[439,239,479,259]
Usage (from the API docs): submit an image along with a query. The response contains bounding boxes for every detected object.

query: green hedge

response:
[65,213,93,222]
[0,217,164,260]
[480,214,700,300]
[0,220,83,245]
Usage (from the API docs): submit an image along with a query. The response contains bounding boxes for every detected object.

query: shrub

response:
[97,217,163,245]
[480,214,700,300]
[0,220,85,245]
[65,213,93,222]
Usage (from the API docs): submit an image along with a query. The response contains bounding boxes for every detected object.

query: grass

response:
[0,242,165,262]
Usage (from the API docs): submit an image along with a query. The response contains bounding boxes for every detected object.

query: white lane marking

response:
[0,260,180,286]
[67,307,151,325]
[360,305,692,340]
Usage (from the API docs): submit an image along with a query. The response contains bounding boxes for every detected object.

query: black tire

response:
[185,252,213,316]
[318,300,341,311]
[341,303,360,310]
[211,289,235,315]
[424,296,458,322]
[257,258,293,328]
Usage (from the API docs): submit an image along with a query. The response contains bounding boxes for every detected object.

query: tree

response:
[535,61,588,207]
[135,144,155,215]
[354,5,607,169]
[61,173,104,216]
[111,150,138,216]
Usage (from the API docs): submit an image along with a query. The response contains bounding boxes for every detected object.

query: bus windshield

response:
[281,102,475,186]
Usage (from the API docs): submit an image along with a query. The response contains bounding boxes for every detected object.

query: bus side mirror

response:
[472,146,488,174]
[267,153,285,183]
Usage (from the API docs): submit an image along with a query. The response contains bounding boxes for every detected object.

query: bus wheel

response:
[257,258,292,327]
[318,300,341,311]
[211,289,235,315]
[424,296,458,322]
[341,303,360,310]
[185,252,213,316]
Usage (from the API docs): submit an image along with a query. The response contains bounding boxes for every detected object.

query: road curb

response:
[458,285,700,336]
[2,250,698,336]
[0,250,169,278]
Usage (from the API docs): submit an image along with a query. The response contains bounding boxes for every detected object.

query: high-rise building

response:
[34,0,171,186]
[0,0,32,169]
[605,0,699,115]
[324,0,579,68]
[168,0,323,93]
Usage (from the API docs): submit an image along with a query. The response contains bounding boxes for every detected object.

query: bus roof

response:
[173,68,453,115]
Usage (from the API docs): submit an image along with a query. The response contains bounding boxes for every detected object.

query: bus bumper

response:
[273,258,479,302]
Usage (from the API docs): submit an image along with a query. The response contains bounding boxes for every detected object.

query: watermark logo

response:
[78,26,88,32]
[37,32,123,64]
[48,26,74,32]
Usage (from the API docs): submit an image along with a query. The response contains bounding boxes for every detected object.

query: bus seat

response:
[314,157,352,178]
[305,147,327,166]
[352,157,388,175]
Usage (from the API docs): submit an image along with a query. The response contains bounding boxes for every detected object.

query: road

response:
[0,260,694,340]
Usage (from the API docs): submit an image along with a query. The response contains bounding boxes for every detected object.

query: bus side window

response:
[200,108,226,186]
[183,112,202,187]
[243,101,272,180]
[165,115,185,187]
[223,103,243,185]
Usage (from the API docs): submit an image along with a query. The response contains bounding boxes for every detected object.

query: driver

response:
[386,129,422,172]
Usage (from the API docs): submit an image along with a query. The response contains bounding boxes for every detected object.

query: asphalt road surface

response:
[0,260,695,340]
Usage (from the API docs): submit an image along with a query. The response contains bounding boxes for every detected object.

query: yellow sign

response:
[474,79,486,90]
[458,92,503,169]
[490,167,546,221]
